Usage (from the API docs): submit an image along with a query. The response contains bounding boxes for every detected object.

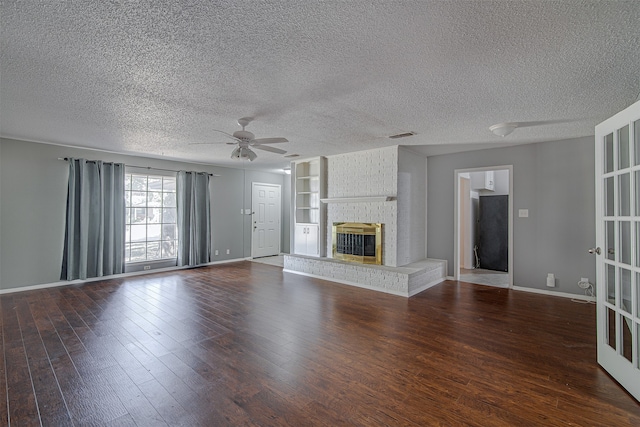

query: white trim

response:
[425,157,429,259]
[22,137,225,171]
[512,285,596,302]
[0,258,246,295]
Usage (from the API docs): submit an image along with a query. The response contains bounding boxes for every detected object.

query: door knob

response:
[588,247,601,255]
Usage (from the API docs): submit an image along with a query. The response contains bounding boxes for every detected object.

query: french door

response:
[594,100,640,401]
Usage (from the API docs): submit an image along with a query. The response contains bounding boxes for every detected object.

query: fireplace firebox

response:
[332,222,382,265]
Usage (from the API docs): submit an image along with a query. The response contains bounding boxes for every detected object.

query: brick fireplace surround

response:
[284,146,446,297]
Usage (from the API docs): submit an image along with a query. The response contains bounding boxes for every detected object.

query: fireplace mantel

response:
[320,196,394,204]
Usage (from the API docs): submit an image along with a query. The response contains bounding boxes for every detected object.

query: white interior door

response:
[252,183,281,258]
[594,99,640,402]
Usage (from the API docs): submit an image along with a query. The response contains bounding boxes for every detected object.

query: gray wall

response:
[427,136,596,295]
[397,146,427,265]
[282,172,291,254]
[0,138,289,290]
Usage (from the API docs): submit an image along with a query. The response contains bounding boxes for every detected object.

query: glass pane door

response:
[595,100,640,402]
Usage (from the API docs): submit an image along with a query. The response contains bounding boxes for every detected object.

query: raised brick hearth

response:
[284,255,446,297]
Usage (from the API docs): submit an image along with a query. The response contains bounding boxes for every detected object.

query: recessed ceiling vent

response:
[284,154,300,158]
[388,131,416,139]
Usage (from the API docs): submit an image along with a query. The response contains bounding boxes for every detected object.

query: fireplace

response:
[332,222,383,265]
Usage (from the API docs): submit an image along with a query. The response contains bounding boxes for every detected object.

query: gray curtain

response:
[176,171,211,266]
[61,158,126,280]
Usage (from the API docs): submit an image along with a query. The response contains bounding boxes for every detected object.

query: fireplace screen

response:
[332,222,382,265]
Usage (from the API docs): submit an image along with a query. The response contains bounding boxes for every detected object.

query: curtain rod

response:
[58,157,220,177]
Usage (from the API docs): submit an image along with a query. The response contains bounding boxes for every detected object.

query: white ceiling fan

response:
[192,117,289,161]
[489,119,582,137]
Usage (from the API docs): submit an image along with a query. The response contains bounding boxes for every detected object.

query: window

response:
[124,173,178,263]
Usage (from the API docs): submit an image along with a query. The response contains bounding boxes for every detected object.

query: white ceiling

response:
[2,1,640,172]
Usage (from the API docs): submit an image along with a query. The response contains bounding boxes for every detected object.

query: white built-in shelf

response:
[320,196,394,204]
[293,157,326,257]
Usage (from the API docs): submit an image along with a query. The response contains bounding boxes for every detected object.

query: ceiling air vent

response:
[388,131,416,139]
[284,154,300,158]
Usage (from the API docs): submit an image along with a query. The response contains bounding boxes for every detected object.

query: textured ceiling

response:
[2,1,640,171]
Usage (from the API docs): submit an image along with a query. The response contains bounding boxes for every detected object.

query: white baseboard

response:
[449,274,593,301]
[512,285,595,302]
[448,276,594,301]
[0,257,248,295]
[2,262,596,304]
[0,280,76,295]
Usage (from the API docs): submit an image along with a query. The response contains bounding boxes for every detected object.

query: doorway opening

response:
[454,166,513,288]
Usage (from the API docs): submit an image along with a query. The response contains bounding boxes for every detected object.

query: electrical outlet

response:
[143,265,151,270]
[214,250,219,256]
[226,249,230,255]
[546,273,555,287]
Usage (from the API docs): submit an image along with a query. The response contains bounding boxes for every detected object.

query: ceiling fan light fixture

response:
[489,123,518,137]
[231,146,257,161]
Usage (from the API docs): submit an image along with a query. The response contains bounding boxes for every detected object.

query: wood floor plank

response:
[1,261,639,426]
[136,378,200,427]
[21,297,73,426]
[2,296,41,426]
[0,299,7,427]
[99,364,168,427]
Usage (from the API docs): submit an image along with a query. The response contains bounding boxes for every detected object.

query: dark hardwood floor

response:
[1,261,639,426]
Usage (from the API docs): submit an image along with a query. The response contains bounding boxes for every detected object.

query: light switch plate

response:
[518,209,529,218]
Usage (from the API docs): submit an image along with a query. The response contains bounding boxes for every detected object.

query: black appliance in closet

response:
[476,195,508,272]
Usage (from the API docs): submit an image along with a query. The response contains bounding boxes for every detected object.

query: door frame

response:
[251,182,282,258]
[459,176,473,269]
[453,165,514,287]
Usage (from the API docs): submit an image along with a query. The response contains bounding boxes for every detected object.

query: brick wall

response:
[326,146,399,266]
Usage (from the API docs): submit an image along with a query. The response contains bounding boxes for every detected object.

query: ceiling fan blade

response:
[188,141,231,145]
[253,145,287,154]
[251,137,288,144]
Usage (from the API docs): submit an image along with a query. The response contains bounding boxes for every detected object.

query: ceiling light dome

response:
[489,123,518,137]
[231,146,257,161]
